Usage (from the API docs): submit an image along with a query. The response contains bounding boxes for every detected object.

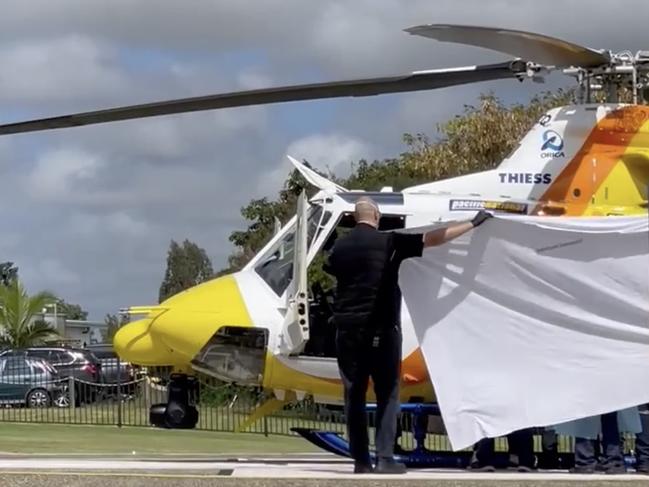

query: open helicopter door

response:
[277,190,310,355]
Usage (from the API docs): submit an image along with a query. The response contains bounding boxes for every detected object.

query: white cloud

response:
[260,133,372,196]
[28,149,103,201]
[287,133,372,175]
[105,212,151,238]
[0,36,126,104]
[237,69,274,91]
[1,0,648,320]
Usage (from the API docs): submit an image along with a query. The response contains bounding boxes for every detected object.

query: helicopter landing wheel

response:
[150,373,199,429]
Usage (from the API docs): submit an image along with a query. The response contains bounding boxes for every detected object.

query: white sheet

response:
[399,215,649,451]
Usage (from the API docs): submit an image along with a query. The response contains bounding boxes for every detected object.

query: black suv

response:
[85,344,138,397]
[0,347,102,405]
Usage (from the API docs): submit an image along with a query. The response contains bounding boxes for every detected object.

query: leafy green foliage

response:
[307,252,335,291]
[159,239,215,303]
[0,279,59,348]
[0,263,88,321]
[102,313,129,343]
[342,158,428,191]
[217,89,575,281]
[54,299,88,320]
[218,167,314,275]
[0,262,18,286]
[401,90,575,180]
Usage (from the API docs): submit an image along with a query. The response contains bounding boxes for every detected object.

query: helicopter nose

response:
[113,274,253,366]
[113,317,177,365]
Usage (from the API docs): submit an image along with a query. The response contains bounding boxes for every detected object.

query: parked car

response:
[0,355,65,407]
[0,347,102,405]
[85,343,138,397]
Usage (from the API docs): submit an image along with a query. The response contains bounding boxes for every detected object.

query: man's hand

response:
[471,210,493,227]
[423,210,493,248]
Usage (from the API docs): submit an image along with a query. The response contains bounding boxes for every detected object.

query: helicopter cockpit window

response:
[255,205,331,296]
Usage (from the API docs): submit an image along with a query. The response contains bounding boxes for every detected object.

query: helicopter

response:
[1,24,648,468]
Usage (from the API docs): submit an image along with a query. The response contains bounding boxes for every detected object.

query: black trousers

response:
[471,428,535,468]
[336,325,401,464]
[574,411,623,470]
[635,404,649,471]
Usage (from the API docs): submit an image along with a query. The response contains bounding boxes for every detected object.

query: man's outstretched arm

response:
[423,210,492,248]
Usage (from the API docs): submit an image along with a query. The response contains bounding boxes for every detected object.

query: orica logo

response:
[541,129,565,159]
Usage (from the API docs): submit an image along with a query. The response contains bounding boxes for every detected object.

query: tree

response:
[218,167,313,275]
[102,313,129,343]
[55,299,88,320]
[158,239,214,303]
[400,90,574,180]
[0,262,18,286]
[0,279,59,348]
[217,89,576,277]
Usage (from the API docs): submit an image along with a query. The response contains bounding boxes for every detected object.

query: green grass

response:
[0,422,319,455]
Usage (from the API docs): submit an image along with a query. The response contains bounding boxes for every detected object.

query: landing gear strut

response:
[150,373,199,429]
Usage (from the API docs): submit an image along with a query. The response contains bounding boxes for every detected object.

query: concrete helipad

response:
[0,454,648,486]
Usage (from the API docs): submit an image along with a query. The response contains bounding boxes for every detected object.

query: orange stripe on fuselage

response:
[296,347,430,386]
[401,347,430,385]
[536,105,649,215]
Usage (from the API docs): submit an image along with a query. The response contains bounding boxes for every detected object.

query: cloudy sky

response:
[0,0,645,320]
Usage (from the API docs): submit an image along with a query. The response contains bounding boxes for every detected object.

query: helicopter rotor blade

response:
[0,60,526,136]
[405,24,610,68]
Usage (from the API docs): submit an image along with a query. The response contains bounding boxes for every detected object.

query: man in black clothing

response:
[469,428,536,472]
[636,404,649,474]
[571,412,626,474]
[324,196,492,474]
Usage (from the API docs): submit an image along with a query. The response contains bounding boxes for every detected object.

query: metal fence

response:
[0,359,638,455]
[0,360,349,436]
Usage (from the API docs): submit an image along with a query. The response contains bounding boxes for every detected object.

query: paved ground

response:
[0,454,647,487]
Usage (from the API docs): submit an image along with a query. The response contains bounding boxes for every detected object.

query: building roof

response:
[65,319,107,329]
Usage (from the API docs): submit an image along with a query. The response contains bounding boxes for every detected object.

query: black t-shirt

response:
[324,224,424,331]
[372,231,424,328]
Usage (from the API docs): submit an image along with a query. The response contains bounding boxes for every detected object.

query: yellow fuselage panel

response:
[265,352,435,402]
[114,271,435,402]
[113,275,253,366]
[263,348,435,403]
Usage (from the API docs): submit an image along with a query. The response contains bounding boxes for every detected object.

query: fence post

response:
[117,357,122,428]
[68,376,75,412]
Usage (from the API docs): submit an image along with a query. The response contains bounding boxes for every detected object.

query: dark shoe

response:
[374,458,407,474]
[570,466,595,474]
[353,462,374,474]
[596,461,626,475]
[468,464,496,472]
[508,465,534,473]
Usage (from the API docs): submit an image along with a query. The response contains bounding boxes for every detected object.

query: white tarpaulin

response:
[399,215,649,451]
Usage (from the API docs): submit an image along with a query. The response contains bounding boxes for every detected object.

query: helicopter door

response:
[277,190,310,355]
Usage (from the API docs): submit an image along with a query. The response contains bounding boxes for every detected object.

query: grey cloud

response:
[0,36,127,105]
[1,1,645,78]
[1,0,647,320]
[1,1,645,85]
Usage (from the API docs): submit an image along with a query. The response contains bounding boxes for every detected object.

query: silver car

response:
[0,356,65,407]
